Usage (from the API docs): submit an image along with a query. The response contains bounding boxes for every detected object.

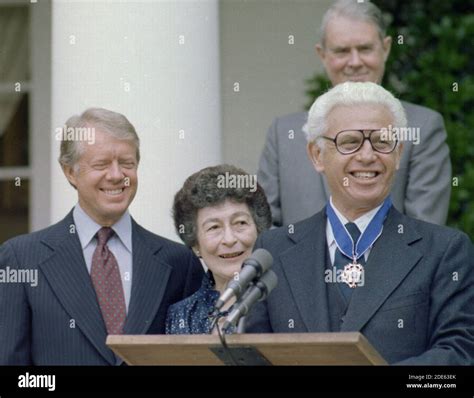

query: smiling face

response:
[194,199,258,293]
[307,103,402,220]
[316,15,391,85]
[63,129,138,226]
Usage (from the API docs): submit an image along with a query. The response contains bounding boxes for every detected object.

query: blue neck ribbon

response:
[326,196,392,261]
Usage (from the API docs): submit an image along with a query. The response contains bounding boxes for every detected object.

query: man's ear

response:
[315,43,325,61]
[307,141,325,173]
[395,142,403,170]
[192,246,202,258]
[382,36,392,61]
[62,164,78,189]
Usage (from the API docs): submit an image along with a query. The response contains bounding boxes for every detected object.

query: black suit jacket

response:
[0,210,203,365]
[246,207,474,365]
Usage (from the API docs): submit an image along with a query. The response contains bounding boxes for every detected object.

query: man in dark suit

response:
[247,82,474,365]
[258,0,451,227]
[0,108,203,365]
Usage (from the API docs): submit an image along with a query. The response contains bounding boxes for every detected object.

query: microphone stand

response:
[236,316,246,334]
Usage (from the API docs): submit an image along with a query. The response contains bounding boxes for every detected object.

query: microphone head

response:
[245,248,273,274]
[257,269,278,300]
[214,249,273,312]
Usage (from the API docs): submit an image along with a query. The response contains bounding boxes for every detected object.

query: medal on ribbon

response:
[326,196,392,288]
[341,262,364,288]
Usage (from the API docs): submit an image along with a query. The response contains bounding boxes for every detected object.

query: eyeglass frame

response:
[319,129,398,155]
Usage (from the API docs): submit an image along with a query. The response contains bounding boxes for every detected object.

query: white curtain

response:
[0,6,29,137]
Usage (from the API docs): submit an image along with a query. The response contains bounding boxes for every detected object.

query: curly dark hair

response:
[173,164,272,248]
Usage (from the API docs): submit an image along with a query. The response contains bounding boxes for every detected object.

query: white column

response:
[31,0,52,231]
[50,0,221,240]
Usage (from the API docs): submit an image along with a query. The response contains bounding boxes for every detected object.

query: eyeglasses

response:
[320,129,398,155]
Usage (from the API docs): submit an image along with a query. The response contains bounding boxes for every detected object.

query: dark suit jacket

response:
[257,102,451,226]
[246,207,474,365]
[0,210,203,365]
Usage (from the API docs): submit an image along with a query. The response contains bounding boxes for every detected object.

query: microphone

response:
[214,248,273,311]
[222,269,278,332]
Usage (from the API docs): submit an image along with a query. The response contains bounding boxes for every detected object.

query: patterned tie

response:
[91,227,126,334]
[334,222,366,302]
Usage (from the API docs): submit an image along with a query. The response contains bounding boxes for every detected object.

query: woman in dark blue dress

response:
[165,164,272,334]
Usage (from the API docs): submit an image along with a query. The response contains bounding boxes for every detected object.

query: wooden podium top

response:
[107,332,387,365]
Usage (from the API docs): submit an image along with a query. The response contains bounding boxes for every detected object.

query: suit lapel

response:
[38,211,115,365]
[279,212,331,332]
[123,221,171,335]
[341,208,423,331]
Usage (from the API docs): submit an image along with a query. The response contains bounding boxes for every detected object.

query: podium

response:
[106,332,387,365]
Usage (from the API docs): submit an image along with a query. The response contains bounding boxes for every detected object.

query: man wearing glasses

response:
[247,82,474,365]
[257,0,451,227]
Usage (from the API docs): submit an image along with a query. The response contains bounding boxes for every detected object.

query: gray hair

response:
[58,107,140,169]
[304,82,407,143]
[320,0,388,47]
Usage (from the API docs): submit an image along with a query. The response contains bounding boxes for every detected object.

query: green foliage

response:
[304,0,474,237]
[304,74,331,110]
